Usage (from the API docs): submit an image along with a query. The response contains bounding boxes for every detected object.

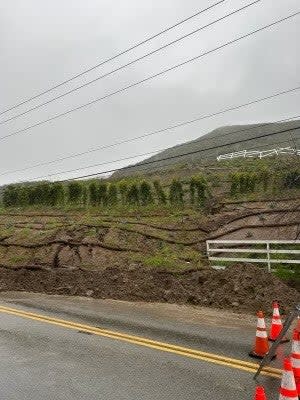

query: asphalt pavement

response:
[0,292,291,400]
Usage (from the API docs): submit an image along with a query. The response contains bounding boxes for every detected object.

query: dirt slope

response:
[0,264,298,314]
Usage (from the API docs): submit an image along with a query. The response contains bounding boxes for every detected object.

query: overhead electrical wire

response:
[0,0,226,116]
[16,123,300,183]
[59,124,300,181]
[1,86,299,177]
[8,137,296,185]
[36,135,300,181]
[1,87,300,177]
[0,0,262,125]
[1,11,299,142]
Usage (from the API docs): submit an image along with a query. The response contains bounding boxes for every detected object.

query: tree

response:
[30,182,52,205]
[107,184,118,206]
[247,173,257,193]
[190,175,208,207]
[118,181,128,205]
[81,185,88,206]
[239,173,248,194]
[189,178,196,205]
[169,179,184,206]
[89,182,98,206]
[139,181,153,206]
[126,183,140,206]
[67,182,83,204]
[49,183,65,206]
[259,168,270,191]
[98,182,108,206]
[2,185,18,207]
[283,170,300,189]
[153,180,167,205]
[18,186,30,206]
[230,173,239,197]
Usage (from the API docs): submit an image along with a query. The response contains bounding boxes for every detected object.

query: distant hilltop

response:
[113,119,300,178]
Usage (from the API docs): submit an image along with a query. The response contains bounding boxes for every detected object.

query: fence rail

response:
[206,240,300,272]
[217,146,300,161]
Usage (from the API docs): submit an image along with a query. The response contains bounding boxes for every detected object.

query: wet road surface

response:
[0,293,288,400]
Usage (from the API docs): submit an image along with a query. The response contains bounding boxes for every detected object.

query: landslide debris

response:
[0,264,298,314]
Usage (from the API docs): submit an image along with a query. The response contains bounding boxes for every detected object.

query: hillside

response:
[113,119,300,177]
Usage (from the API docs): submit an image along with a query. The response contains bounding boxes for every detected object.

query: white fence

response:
[206,240,300,272]
[217,146,300,161]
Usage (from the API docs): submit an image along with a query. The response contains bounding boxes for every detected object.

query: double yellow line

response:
[0,304,281,378]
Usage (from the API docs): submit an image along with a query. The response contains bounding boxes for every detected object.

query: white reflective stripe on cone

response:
[272,318,282,325]
[281,371,297,390]
[291,357,300,368]
[292,340,300,353]
[256,330,268,338]
[273,307,280,317]
[257,318,266,329]
[279,395,298,400]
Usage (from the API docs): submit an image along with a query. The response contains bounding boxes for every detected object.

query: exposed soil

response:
[0,264,298,314]
[0,198,298,270]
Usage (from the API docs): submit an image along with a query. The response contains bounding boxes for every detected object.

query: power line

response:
[23,123,300,183]
[0,0,262,125]
[8,136,295,185]
[0,0,226,116]
[35,132,298,180]
[1,87,299,177]
[1,11,299,143]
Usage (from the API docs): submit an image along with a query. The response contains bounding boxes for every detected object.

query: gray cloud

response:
[1,0,299,184]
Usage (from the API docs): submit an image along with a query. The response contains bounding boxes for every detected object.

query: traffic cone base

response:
[248,350,276,360]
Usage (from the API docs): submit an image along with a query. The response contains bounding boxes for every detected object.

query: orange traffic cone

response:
[279,358,298,400]
[249,311,273,359]
[268,301,289,343]
[291,329,300,396]
[253,386,267,400]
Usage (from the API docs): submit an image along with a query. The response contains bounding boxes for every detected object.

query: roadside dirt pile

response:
[0,264,298,313]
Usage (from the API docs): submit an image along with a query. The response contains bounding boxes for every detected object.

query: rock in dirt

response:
[0,264,298,314]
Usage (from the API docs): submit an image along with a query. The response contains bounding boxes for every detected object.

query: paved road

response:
[0,293,289,400]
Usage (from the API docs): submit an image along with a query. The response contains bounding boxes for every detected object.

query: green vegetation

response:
[169,179,184,206]
[1,158,299,211]
[111,120,300,177]
[130,244,203,272]
[189,175,209,207]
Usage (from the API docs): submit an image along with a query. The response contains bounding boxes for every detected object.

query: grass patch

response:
[131,244,203,272]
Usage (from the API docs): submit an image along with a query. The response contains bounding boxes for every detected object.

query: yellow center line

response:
[0,304,281,379]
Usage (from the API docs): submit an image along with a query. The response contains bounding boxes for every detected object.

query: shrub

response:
[258,168,270,191]
[126,183,140,206]
[283,170,300,189]
[49,183,65,206]
[98,182,108,206]
[89,182,98,206]
[190,175,208,207]
[140,181,153,205]
[153,180,167,204]
[118,181,128,205]
[107,184,118,206]
[67,182,83,204]
[169,179,184,206]
[2,185,18,207]
[230,173,239,197]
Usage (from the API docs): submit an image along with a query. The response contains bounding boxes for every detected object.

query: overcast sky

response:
[1,0,300,185]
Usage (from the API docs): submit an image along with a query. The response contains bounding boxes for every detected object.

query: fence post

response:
[266,242,271,272]
[206,241,210,260]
